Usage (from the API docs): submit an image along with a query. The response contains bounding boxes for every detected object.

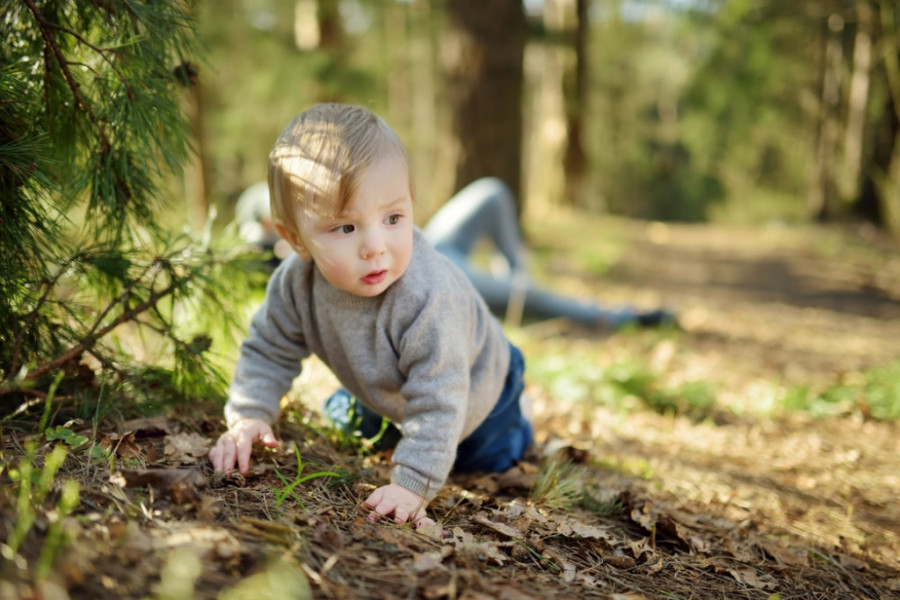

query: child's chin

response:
[355,282,392,297]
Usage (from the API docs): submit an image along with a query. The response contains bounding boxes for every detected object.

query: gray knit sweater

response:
[224,228,511,499]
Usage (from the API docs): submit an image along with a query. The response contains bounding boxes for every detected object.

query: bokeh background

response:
[180,0,900,238]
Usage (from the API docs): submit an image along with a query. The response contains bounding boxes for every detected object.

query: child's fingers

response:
[365,496,398,522]
[220,438,237,473]
[236,435,253,474]
[391,507,410,525]
[208,445,221,471]
[362,487,385,510]
[260,431,280,448]
[210,439,234,473]
[366,500,396,522]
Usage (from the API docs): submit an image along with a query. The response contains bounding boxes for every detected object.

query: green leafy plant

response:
[782,361,900,420]
[273,444,340,509]
[43,426,89,449]
[2,444,81,579]
[529,351,720,420]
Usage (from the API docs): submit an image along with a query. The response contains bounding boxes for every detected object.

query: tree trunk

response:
[563,0,589,208]
[445,0,526,215]
[408,0,449,216]
[857,1,900,237]
[316,0,343,50]
[839,1,874,203]
[184,67,210,230]
[807,14,844,221]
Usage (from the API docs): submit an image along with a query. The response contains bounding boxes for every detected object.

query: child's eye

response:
[334,224,355,234]
[385,214,401,225]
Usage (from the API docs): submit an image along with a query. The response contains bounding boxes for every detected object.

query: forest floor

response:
[3,214,900,599]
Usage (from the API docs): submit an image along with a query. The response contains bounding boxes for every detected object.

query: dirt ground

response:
[2,217,900,599]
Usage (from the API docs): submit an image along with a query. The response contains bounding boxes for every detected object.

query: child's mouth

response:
[362,270,387,285]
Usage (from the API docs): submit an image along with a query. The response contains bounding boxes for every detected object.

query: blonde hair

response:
[268,103,413,235]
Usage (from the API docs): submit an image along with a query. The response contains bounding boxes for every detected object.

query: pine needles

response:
[0,1,251,425]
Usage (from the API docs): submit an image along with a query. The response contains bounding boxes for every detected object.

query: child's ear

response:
[275,221,312,259]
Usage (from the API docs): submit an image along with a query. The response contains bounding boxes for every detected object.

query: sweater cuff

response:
[224,405,277,428]
[391,466,443,501]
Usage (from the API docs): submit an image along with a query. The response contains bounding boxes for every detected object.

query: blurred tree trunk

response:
[808,14,845,221]
[445,0,526,214]
[861,1,900,237]
[385,1,410,127]
[860,89,900,234]
[317,0,343,49]
[408,0,450,216]
[293,0,342,51]
[562,0,589,208]
[839,1,874,204]
[184,68,210,230]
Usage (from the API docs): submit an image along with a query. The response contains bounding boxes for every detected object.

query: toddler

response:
[208,103,532,528]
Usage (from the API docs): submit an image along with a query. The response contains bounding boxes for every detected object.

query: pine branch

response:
[22,0,112,152]
[85,258,161,342]
[20,275,185,383]
[40,17,134,96]
[9,254,82,378]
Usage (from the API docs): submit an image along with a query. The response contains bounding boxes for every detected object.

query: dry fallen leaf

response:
[164,432,211,464]
[496,584,541,600]
[473,512,525,540]
[496,466,538,491]
[110,468,206,505]
[556,516,616,542]
[411,551,447,573]
[100,431,144,460]
[118,416,172,437]
[543,547,577,583]
[448,526,511,566]
[706,557,777,590]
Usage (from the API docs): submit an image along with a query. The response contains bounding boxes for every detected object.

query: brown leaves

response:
[100,421,214,506]
[163,431,211,464]
[472,512,525,540]
[23,398,899,600]
[111,468,206,505]
[100,431,144,460]
[706,557,777,590]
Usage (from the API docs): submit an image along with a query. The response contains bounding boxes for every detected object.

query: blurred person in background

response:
[234,176,675,331]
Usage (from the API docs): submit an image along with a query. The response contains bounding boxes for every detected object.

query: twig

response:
[0,390,47,422]
[85,258,161,342]
[9,254,83,378]
[22,278,185,383]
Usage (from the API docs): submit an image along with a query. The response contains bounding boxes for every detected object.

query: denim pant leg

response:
[323,389,402,450]
[324,344,531,470]
[454,344,532,473]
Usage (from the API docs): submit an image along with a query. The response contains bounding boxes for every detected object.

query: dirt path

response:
[605,221,900,377]
[527,217,900,589]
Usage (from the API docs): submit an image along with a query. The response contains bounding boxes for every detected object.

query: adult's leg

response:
[423,177,525,272]
[425,179,642,328]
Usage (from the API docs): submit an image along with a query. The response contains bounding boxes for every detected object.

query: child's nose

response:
[359,232,386,259]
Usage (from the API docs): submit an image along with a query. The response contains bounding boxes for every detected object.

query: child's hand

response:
[208,418,280,474]
[363,483,435,529]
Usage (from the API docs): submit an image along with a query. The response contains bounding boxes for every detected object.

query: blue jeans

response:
[324,344,532,473]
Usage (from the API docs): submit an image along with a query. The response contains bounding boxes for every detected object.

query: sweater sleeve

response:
[224,258,311,427]
[388,287,475,500]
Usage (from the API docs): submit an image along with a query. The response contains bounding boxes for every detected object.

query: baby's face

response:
[290,153,414,297]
